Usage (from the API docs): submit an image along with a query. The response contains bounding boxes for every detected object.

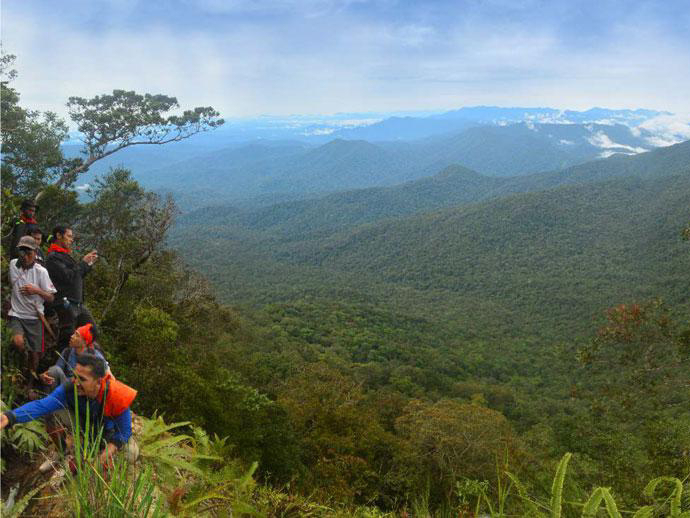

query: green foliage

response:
[395,399,521,509]
[549,453,571,518]
[581,487,622,518]
[0,398,49,473]
[173,168,690,342]
[63,389,165,517]
[639,477,690,517]
[139,415,211,483]
[67,90,224,156]
[573,301,690,497]
[3,51,690,515]
[1,53,69,196]
[0,481,50,518]
[78,168,177,320]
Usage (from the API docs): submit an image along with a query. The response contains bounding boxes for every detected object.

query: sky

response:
[2,0,690,120]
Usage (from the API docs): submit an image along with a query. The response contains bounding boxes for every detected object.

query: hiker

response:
[40,323,110,392]
[1,353,138,467]
[8,199,39,259]
[45,225,98,349]
[8,236,57,384]
[27,225,46,265]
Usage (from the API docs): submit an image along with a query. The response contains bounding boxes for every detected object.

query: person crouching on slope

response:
[40,323,110,392]
[1,353,139,468]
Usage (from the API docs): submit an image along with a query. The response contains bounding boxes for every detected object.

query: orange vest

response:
[97,375,137,417]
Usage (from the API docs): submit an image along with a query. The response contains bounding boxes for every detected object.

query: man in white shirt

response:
[8,235,57,383]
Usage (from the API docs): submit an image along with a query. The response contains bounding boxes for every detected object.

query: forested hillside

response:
[173,143,690,339]
[3,50,689,516]
[178,139,690,239]
[168,143,690,511]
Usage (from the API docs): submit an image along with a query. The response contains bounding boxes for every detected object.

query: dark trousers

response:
[55,304,94,349]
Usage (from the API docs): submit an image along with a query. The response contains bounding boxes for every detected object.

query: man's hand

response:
[99,442,118,469]
[1,414,9,430]
[20,283,53,302]
[20,283,40,295]
[83,250,98,266]
[40,372,55,385]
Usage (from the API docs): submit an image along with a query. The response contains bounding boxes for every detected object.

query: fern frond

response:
[643,477,683,516]
[1,481,49,518]
[506,471,547,517]
[550,452,571,518]
[581,487,621,518]
[632,506,655,518]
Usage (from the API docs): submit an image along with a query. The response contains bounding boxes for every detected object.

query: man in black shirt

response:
[45,225,98,349]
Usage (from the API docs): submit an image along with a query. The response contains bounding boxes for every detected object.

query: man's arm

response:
[8,260,18,285]
[38,268,57,302]
[2,385,69,427]
[78,255,95,276]
[20,284,55,303]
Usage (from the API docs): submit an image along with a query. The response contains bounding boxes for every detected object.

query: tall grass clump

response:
[64,385,164,517]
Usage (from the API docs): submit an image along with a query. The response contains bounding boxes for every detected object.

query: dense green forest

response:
[2,51,689,516]
[172,146,690,339]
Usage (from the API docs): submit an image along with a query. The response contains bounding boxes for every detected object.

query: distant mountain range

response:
[78,119,662,209]
[64,105,690,212]
[178,139,690,236]
[330,106,670,142]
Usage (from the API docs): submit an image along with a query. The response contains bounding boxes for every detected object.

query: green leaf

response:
[550,453,571,518]
[643,477,683,516]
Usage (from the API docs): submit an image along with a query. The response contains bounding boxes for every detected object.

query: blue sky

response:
[2,0,690,119]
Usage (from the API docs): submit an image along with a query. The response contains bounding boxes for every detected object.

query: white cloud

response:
[331,118,382,127]
[302,128,336,136]
[598,151,620,159]
[638,113,690,147]
[586,132,647,153]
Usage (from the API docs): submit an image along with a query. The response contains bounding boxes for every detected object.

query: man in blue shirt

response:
[1,353,137,468]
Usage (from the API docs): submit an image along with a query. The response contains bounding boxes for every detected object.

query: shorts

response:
[8,316,45,353]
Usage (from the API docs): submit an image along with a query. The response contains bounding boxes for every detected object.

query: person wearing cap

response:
[1,352,138,468]
[8,235,57,382]
[45,225,98,349]
[40,323,110,392]
[8,199,39,259]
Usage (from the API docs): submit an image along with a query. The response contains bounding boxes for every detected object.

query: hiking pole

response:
[33,302,57,341]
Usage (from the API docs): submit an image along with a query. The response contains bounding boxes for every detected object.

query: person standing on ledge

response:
[8,235,57,384]
[7,199,39,259]
[1,353,138,467]
[45,225,98,350]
